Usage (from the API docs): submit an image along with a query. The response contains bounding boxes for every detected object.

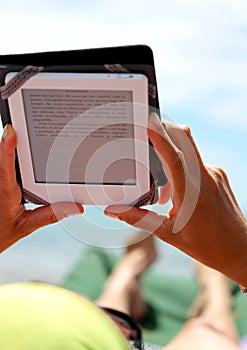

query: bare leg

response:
[96,233,157,321]
[165,263,240,350]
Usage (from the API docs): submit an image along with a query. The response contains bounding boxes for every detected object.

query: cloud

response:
[0,1,246,129]
[0,0,247,208]
[0,0,246,134]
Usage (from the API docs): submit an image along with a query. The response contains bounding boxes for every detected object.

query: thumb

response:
[18,202,84,235]
[104,205,172,240]
[0,125,18,189]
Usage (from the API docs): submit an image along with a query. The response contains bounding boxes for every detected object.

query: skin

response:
[1,119,246,287]
[97,240,241,350]
[0,124,84,253]
[105,113,247,287]
[0,121,244,350]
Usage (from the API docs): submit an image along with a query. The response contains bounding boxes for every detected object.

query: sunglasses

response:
[101,307,143,350]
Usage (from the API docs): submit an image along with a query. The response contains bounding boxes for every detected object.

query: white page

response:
[22,89,136,184]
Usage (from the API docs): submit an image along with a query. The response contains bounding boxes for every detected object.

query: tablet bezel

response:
[6,71,150,205]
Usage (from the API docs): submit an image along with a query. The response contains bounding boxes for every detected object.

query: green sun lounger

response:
[61,248,247,346]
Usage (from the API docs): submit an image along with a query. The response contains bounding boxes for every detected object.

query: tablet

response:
[5,71,150,205]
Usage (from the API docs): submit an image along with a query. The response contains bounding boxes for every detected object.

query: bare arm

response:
[0,125,84,253]
[105,113,247,287]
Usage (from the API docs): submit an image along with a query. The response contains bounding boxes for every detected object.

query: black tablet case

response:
[0,45,166,206]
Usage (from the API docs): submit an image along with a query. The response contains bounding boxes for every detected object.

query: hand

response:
[105,113,247,286]
[0,125,83,253]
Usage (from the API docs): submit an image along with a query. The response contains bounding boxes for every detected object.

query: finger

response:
[165,120,204,167]
[148,113,186,196]
[206,164,241,208]
[159,121,202,233]
[104,205,173,242]
[164,122,202,197]
[0,125,18,189]
[16,202,84,235]
[158,182,171,204]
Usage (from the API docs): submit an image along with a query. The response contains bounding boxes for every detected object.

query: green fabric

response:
[62,248,247,346]
[0,283,129,350]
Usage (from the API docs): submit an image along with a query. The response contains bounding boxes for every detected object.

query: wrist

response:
[223,229,247,288]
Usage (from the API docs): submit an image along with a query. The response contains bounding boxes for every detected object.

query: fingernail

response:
[64,204,84,217]
[148,113,166,136]
[104,210,119,219]
[52,203,84,220]
[2,125,9,140]
[2,125,14,142]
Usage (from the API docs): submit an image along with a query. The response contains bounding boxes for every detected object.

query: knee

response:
[183,318,216,335]
[183,317,228,338]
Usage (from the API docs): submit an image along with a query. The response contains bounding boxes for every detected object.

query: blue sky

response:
[0,0,246,215]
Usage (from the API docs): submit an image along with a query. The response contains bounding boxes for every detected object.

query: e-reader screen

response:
[5,71,150,205]
[22,88,136,185]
